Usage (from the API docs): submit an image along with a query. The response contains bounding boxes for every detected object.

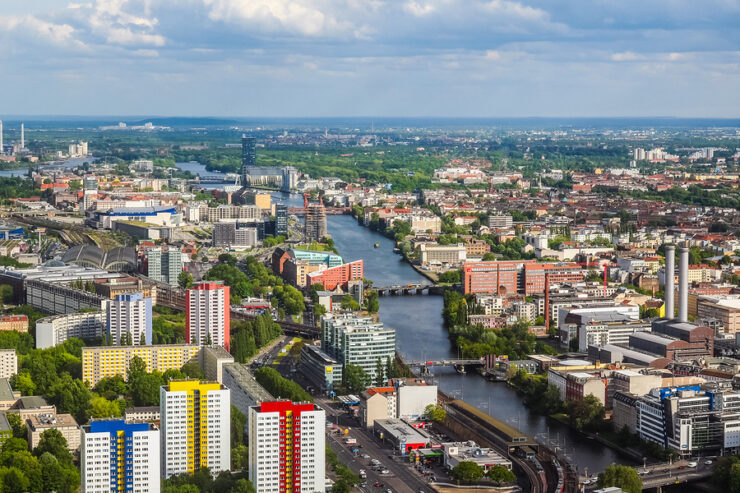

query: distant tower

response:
[304,202,327,242]
[0,120,3,155]
[241,134,256,168]
[20,123,24,149]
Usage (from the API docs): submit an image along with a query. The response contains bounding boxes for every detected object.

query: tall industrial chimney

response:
[664,245,675,320]
[678,245,689,323]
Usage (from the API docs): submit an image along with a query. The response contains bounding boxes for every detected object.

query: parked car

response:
[380,469,390,475]
[705,460,713,465]
[687,462,698,468]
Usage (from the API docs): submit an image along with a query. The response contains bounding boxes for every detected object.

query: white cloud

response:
[484,50,501,60]
[404,1,437,16]
[202,0,355,37]
[611,51,640,61]
[0,14,79,46]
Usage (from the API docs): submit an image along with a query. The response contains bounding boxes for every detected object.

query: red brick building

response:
[307,260,364,290]
[523,263,584,295]
[462,260,535,295]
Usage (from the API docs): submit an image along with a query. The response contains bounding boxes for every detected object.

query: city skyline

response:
[2,1,739,117]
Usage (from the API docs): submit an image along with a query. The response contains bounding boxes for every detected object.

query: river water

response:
[176,161,625,473]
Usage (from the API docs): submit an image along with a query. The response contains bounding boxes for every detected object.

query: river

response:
[175,161,625,473]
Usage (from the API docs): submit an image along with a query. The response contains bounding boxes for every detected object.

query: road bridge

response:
[286,207,350,216]
[585,460,712,492]
[230,309,319,339]
[370,283,446,296]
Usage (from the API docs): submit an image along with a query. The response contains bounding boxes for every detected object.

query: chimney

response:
[544,273,550,333]
[664,245,675,320]
[677,245,689,323]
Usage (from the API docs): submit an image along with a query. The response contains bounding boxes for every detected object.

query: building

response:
[275,248,345,287]
[94,277,157,302]
[523,263,584,295]
[695,295,740,336]
[146,247,183,285]
[160,380,230,478]
[557,306,649,350]
[304,203,328,242]
[396,379,437,420]
[0,350,17,380]
[0,379,20,410]
[359,387,396,428]
[373,419,430,455]
[186,282,230,351]
[417,243,467,267]
[462,260,536,295]
[548,369,608,406]
[442,442,512,472]
[201,345,235,384]
[248,401,325,493]
[321,313,396,379]
[124,406,160,423]
[0,315,28,332]
[82,345,201,387]
[81,419,160,493]
[103,293,152,346]
[306,260,364,290]
[242,134,256,168]
[88,206,180,230]
[28,412,80,451]
[275,204,289,237]
[0,413,11,447]
[212,221,259,248]
[487,214,513,229]
[298,345,342,395]
[36,311,106,349]
[222,363,273,436]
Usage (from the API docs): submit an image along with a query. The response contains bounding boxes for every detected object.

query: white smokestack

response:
[678,245,689,323]
[664,245,675,320]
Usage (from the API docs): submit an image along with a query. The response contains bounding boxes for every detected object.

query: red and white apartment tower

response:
[248,401,326,493]
[186,282,230,351]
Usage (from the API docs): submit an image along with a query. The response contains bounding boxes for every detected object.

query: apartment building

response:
[81,419,160,493]
[306,260,364,290]
[0,350,17,380]
[462,260,535,295]
[0,315,28,332]
[160,380,230,478]
[248,401,325,493]
[82,345,201,387]
[320,314,396,379]
[103,293,152,346]
[28,412,80,451]
[186,282,230,351]
[36,311,105,349]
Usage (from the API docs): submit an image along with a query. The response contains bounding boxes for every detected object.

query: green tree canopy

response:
[597,464,642,493]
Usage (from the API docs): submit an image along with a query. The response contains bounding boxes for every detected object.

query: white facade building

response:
[36,311,106,349]
[248,401,325,493]
[81,420,160,493]
[160,380,230,478]
[102,293,152,346]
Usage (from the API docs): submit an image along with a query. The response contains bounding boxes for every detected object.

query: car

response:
[386,489,393,493]
[687,462,698,468]
[361,454,371,459]
[705,460,713,465]
[381,470,390,475]
[678,466,685,470]
[361,482,367,488]
[374,482,382,488]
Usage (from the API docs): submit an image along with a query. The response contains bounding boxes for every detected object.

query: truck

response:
[345,438,357,445]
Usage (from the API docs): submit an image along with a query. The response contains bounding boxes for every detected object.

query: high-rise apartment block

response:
[186,282,230,351]
[321,314,396,379]
[0,350,16,380]
[81,419,160,493]
[242,134,256,168]
[160,380,230,478]
[304,203,327,242]
[248,401,325,493]
[103,293,152,346]
[146,247,183,285]
[275,204,289,237]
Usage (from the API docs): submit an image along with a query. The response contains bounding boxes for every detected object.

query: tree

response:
[178,270,194,290]
[229,479,256,493]
[451,461,484,483]
[5,414,26,440]
[424,404,446,422]
[90,396,121,418]
[231,405,246,447]
[1,467,30,493]
[566,395,605,431]
[340,294,360,311]
[364,290,379,314]
[597,464,642,493]
[342,364,371,393]
[713,456,740,492]
[487,465,516,485]
[332,479,350,493]
[231,444,249,471]
[34,429,73,466]
[374,358,385,386]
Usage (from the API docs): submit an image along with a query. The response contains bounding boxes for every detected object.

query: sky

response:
[2,0,740,118]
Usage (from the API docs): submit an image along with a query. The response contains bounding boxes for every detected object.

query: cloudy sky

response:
[2,0,740,117]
